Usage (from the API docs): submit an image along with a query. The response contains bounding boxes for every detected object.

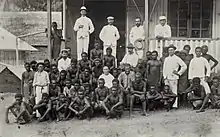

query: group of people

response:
[5,39,220,124]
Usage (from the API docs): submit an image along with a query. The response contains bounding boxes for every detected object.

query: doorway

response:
[85,0,126,62]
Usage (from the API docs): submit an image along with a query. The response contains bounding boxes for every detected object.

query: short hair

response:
[151,50,158,55]
[99,78,105,82]
[24,62,30,66]
[112,78,119,84]
[112,68,118,72]
[60,70,67,75]
[36,62,44,67]
[202,45,208,48]
[66,47,71,50]
[30,60,37,65]
[65,78,71,83]
[183,45,191,50]
[15,93,23,99]
[106,47,112,52]
[44,59,50,63]
[52,22,57,25]
[74,79,80,85]
[42,93,49,98]
[212,76,219,81]
[195,47,202,51]
[81,52,88,56]
[59,93,65,97]
[71,58,77,63]
[51,64,57,68]
[192,77,201,84]
[146,51,152,55]
[164,85,170,88]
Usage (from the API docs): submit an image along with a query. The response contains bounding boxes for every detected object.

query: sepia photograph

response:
[0,0,220,137]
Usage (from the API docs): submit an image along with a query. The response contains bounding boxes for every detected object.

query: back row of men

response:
[50,6,171,60]
[5,41,220,124]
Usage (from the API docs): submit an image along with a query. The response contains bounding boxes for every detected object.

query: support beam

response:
[144,0,149,52]
[63,0,67,40]
[47,0,52,61]
[15,38,19,66]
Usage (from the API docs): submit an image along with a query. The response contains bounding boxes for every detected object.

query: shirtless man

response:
[5,93,32,124]
[79,67,93,86]
[66,58,79,84]
[56,93,69,121]
[78,52,92,72]
[90,42,103,63]
[103,47,116,71]
[102,87,123,119]
[160,85,177,111]
[145,51,162,87]
[49,64,59,82]
[146,85,162,111]
[130,72,148,116]
[57,70,67,92]
[202,45,218,70]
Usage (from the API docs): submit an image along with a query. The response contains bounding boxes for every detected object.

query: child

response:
[63,79,74,97]
[78,52,92,72]
[130,72,148,116]
[5,93,32,124]
[33,62,50,118]
[49,64,59,82]
[44,59,51,73]
[66,58,79,84]
[197,77,220,113]
[145,51,162,87]
[56,93,70,121]
[146,85,162,111]
[33,93,52,122]
[90,42,103,63]
[94,78,109,113]
[68,89,92,120]
[103,47,116,71]
[160,85,177,111]
[102,87,123,119]
[21,62,35,102]
[185,77,206,110]
[57,70,67,92]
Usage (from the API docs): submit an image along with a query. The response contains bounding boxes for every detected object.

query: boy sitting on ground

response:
[56,93,70,121]
[33,93,52,122]
[160,85,177,111]
[102,87,123,119]
[197,76,220,113]
[68,89,92,120]
[146,85,162,111]
[5,93,32,124]
[184,77,206,110]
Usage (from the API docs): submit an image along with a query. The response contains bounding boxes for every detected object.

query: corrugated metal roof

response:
[0,62,24,79]
[0,27,38,51]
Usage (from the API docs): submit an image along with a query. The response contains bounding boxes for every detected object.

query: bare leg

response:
[129,95,135,117]
[196,94,210,113]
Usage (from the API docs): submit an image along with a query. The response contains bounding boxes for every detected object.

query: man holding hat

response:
[99,16,120,58]
[154,16,171,40]
[58,49,71,72]
[163,44,187,108]
[74,6,95,60]
[129,17,145,59]
[120,44,139,68]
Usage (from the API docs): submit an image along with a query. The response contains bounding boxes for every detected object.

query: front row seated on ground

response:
[5,76,220,124]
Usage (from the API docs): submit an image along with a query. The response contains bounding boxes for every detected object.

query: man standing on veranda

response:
[154,16,171,40]
[99,16,120,58]
[163,44,187,108]
[129,17,145,59]
[74,6,95,60]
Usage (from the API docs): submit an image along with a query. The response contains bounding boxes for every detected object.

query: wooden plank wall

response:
[0,51,25,65]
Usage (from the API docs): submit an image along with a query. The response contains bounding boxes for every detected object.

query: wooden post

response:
[144,0,149,52]
[47,0,52,61]
[15,37,19,66]
[63,0,66,40]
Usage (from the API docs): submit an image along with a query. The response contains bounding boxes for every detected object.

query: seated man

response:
[90,42,103,63]
[56,93,70,121]
[197,77,220,113]
[49,79,61,110]
[92,58,103,83]
[94,78,109,114]
[63,79,74,97]
[57,70,67,92]
[130,72,148,116]
[79,67,93,86]
[78,52,92,72]
[70,80,84,98]
[160,85,177,111]
[33,93,52,122]
[66,58,79,84]
[103,47,116,71]
[146,85,162,111]
[112,68,119,78]
[68,89,92,120]
[5,93,32,124]
[102,87,123,119]
[185,77,206,110]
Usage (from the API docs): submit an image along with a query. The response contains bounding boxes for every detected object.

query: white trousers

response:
[136,49,144,59]
[200,78,211,94]
[35,86,48,117]
[165,79,178,108]
[77,37,89,60]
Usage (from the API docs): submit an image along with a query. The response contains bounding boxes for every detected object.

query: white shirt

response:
[99,73,114,88]
[121,52,139,67]
[129,25,145,45]
[74,16,95,39]
[99,24,120,46]
[154,24,171,38]
[58,58,71,72]
[163,55,187,80]
[188,56,211,80]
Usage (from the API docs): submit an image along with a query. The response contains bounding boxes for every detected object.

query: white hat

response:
[80,6,87,10]
[159,16,167,20]
[107,16,114,20]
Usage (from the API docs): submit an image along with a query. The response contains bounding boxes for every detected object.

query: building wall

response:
[0,68,20,93]
[25,45,48,62]
[0,51,25,65]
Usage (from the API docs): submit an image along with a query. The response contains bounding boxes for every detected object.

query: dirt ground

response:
[1,93,220,137]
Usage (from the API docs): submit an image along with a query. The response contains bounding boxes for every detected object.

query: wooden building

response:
[62,0,220,70]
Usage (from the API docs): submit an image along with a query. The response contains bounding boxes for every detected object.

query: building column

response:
[144,0,149,52]
[47,0,52,61]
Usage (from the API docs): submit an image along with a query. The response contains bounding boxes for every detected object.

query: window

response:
[168,0,213,38]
